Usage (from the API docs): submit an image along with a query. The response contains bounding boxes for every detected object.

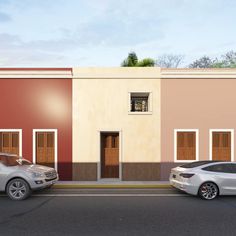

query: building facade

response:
[1,67,236,181]
[0,68,73,180]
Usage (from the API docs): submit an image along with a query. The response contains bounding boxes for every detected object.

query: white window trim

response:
[128,91,153,115]
[174,129,199,163]
[97,129,122,181]
[33,129,58,171]
[0,129,22,156]
[209,129,234,162]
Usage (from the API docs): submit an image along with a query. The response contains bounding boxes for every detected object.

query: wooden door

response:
[177,132,196,161]
[36,132,55,168]
[101,133,119,178]
[212,132,231,161]
[0,132,19,155]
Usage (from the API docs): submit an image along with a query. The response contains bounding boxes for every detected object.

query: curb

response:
[53,184,172,189]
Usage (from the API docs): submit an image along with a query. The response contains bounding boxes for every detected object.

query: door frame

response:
[209,129,234,161]
[174,129,199,163]
[0,129,22,156]
[33,129,58,171]
[97,129,122,180]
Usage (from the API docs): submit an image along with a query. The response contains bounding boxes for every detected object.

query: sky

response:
[0,0,235,67]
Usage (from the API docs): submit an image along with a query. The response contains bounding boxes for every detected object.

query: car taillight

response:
[179,173,195,178]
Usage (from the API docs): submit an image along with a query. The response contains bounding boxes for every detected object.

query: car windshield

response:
[0,155,32,166]
[180,161,220,168]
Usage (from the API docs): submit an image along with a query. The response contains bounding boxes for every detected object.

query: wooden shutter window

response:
[212,132,231,161]
[0,132,19,155]
[177,131,196,161]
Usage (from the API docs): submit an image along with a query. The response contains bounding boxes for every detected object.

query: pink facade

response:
[161,77,236,180]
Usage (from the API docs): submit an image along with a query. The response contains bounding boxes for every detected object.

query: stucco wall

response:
[161,78,236,164]
[0,78,72,180]
[72,68,161,166]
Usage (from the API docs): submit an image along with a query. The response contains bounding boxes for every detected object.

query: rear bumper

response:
[169,178,199,195]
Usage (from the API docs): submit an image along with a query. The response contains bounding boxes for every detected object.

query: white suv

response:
[0,153,58,200]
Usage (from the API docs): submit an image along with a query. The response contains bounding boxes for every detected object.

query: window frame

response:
[0,129,22,156]
[128,91,153,115]
[174,129,199,163]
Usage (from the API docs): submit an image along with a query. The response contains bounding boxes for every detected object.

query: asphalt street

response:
[0,188,236,236]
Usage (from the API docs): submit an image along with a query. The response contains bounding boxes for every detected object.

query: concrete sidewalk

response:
[53,181,171,189]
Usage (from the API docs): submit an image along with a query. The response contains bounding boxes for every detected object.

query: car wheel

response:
[198,182,218,200]
[6,178,31,201]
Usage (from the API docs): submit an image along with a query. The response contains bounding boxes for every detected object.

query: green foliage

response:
[137,58,155,67]
[121,52,155,67]
[189,51,236,68]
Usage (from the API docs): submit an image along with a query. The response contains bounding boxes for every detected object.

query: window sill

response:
[128,111,153,115]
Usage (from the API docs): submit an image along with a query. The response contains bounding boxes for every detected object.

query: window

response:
[209,129,234,162]
[129,92,152,113]
[174,129,199,162]
[202,164,232,173]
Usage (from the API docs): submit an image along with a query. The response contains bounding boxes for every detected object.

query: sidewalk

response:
[53,180,171,189]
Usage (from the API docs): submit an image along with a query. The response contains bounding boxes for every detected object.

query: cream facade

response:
[72,67,161,181]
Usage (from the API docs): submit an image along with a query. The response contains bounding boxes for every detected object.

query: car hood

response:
[15,164,55,174]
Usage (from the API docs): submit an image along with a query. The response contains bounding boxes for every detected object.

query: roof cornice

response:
[0,68,72,79]
[161,68,236,79]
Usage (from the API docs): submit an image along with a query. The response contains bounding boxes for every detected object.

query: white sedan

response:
[169,161,236,200]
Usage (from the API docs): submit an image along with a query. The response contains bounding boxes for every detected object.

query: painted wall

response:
[161,78,236,179]
[73,68,161,171]
[0,78,72,180]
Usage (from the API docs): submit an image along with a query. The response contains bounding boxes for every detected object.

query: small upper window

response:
[130,93,149,112]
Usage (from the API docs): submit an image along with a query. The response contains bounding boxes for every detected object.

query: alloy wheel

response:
[199,182,218,200]
[6,179,31,200]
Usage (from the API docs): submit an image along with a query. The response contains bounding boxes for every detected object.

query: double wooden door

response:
[36,132,55,168]
[0,132,19,155]
[212,132,231,161]
[101,133,119,178]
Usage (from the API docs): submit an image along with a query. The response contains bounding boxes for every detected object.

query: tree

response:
[189,51,236,68]
[121,52,138,67]
[189,56,214,68]
[137,58,155,67]
[156,54,184,68]
[121,52,155,67]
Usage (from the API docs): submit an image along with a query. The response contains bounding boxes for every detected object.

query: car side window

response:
[229,164,236,174]
[202,164,232,173]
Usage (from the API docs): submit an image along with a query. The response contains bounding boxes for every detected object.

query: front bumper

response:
[30,175,59,190]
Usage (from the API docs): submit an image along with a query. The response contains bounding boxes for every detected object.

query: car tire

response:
[6,178,31,201]
[198,182,218,200]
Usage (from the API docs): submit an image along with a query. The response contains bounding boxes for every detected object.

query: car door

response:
[0,162,9,191]
[211,164,236,194]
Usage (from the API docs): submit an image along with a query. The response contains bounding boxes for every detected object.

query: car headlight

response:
[31,172,45,178]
